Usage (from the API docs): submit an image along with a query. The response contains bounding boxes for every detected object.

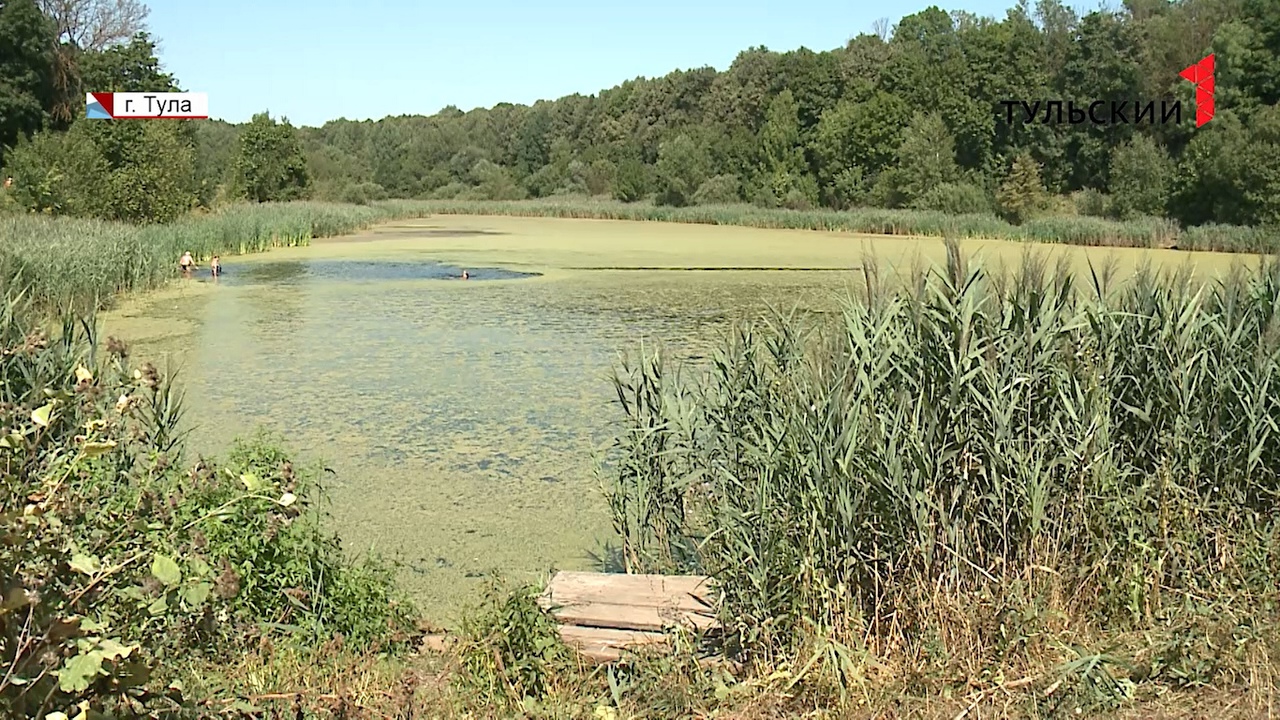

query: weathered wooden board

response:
[540,571,720,663]
[550,601,718,632]
[542,571,715,612]
[557,626,671,663]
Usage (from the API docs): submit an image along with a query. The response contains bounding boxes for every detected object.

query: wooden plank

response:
[558,625,670,663]
[547,601,718,632]
[543,571,717,613]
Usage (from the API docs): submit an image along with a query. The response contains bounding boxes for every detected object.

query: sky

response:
[145,0,1022,128]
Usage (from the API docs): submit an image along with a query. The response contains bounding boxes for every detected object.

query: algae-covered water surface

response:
[101,216,1253,622]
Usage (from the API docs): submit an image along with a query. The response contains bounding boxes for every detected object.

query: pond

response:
[101,215,1250,623]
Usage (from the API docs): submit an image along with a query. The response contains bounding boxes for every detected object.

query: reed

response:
[603,243,1280,694]
[410,198,1274,253]
[0,201,435,314]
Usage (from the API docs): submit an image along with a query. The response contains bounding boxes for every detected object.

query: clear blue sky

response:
[146,0,1023,128]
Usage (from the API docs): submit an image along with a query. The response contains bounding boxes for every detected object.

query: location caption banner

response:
[86,92,209,119]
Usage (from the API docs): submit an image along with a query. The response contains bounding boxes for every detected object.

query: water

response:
[104,216,1248,622]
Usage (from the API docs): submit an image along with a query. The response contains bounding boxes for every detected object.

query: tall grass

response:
[412,198,1279,254]
[603,243,1280,696]
[0,201,436,314]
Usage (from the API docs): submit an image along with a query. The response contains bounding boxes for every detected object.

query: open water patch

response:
[211,259,539,286]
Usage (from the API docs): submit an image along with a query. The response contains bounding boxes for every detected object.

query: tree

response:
[4,123,110,216]
[654,134,710,206]
[233,112,311,203]
[36,0,151,125]
[37,0,148,50]
[757,89,815,205]
[1107,134,1174,219]
[996,152,1048,224]
[0,0,56,168]
[895,112,960,207]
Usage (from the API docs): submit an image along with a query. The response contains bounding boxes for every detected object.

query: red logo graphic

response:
[1179,54,1215,127]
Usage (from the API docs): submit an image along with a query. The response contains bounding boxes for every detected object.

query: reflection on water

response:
[111,257,860,623]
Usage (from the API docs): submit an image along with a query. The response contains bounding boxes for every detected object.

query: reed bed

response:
[413,198,1277,254]
[603,244,1280,699]
[0,201,435,314]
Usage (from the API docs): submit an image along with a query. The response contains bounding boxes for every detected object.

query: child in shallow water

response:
[210,256,221,277]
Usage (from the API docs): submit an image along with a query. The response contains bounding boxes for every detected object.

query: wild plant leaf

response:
[241,472,263,491]
[31,402,54,427]
[147,595,168,616]
[151,554,181,586]
[74,366,93,383]
[188,557,211,577]
[180,582,211,607]
[96,638,137,661]
[57,651,104,693]
[68,554,102,575]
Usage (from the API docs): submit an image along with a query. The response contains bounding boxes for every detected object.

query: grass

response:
[0,201,439,315]
[599,243,1280,714]
[399,196,1280,254]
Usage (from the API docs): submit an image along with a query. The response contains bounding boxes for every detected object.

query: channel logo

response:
[1178,54,1215,127]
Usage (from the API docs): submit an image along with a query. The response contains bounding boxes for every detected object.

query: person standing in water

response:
[461,269,469,280]
[210,255,221,278]
[179,251,197,278]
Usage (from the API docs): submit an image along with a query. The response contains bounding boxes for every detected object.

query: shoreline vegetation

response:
[2,198,1278,718]
[410,197,1280,255]
[4,197,1277,319]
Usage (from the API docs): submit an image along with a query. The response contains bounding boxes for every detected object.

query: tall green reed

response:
[603,242,1280,663]
[0,201,437,316]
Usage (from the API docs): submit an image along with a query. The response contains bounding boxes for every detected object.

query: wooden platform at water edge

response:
[538,571,721,663]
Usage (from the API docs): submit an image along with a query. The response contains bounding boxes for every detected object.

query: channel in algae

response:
[99,216,1258,624]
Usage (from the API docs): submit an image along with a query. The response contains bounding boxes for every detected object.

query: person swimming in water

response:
[179,251,197,278]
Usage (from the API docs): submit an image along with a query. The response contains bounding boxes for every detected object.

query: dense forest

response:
[2,0,1278,228]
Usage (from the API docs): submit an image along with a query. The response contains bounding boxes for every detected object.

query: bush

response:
[691,175,741,206]
[340,181,389,205]
[911,182,993,215]
[0,294,417,718]
[454,580,573,708]
[1072,188,1109,217]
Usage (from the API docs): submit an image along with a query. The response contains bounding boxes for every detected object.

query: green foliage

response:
[0,201,444,316]
[232,113,311,203]
[912,181,993,215]
[655,134,710,207]
[1107,134,1174,220]
[996,152,1049,224]
[691,174,742,206]
[455,580,574,707]
[0,294,417,718]
[602,246,1280,679]
[4,125,111,217]
[1073,188,1109,218]
[613,157,650,203]
[896,113,960,208]
[0,0,55,169]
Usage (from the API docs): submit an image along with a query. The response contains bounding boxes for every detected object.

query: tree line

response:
[2,0,1278,228]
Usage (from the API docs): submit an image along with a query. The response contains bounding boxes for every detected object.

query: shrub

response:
[911,182,993,215]
[339,181,388,205]
[454,580,573,708]
[1072,188,1109,217]
[0,294,417,718]
[690,175,741,206]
